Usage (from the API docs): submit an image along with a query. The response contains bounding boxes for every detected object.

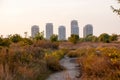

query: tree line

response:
[0,32,118,47]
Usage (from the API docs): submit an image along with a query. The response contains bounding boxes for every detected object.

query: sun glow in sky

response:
[0,0,120,38]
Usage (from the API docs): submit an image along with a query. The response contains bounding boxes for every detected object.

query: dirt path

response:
[46,56,80,80]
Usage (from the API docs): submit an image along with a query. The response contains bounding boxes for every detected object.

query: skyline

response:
[0,0,120,37]
[31,21,93,40]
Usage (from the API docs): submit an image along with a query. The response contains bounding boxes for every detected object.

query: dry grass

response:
[60,42,120,49]
[76,48,120,80]
[33,40,59,49]
[0,40,63,80]
[0,41,120,80]
[44,49,66,72]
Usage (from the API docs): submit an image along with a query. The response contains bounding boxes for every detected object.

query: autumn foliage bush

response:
[76,48,120,80]
[0,47,50,80]
[44,49,66,72]
[67,48,89,58]
[33,40,59,49]
[0,39,61,80]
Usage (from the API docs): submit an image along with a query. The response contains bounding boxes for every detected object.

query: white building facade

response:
[83,24,93,38]
[31,25,39,38]
[58,25,66,40]
[71,20,79,36]
[46,23,53,40]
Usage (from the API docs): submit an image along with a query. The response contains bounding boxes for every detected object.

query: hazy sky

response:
[0,0,120,38]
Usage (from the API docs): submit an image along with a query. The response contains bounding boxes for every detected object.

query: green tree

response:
[79,38,84,42]
[0,37,3,45]
[86,35,98,42]
[111,0,120,15]
[84,34,93,42]
[110,34,118,41]
[92,36,98,42]
[0,37,11,47]
[23,38,33,45]
[83,35,98,42]
[68,34,79,44]
[2,38,11,47]
[34,32,44,40]
[50,34,58,42]
[10,34,22,43]
[98,33,110,43]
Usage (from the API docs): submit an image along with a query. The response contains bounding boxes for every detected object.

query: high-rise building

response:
[58,25,66,40]
[83,24,93,38]
[31,25,39,38]
[46,23,53,40]
[71,20,79,36]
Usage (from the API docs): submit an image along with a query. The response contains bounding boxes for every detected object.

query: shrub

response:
[77,48,120,80]
[0,44,52,80]
[44,49,66,72]
[50,34,58,42]
[1,38,11,47]
[23,38,33,45]
[68,34,79,44]
[67,51,80,57]
[45,54,64,72]
[10,34,22,43]
[110,34,118,41]
[67,48,95,58]
[98,33,110,43]
[34,32,44,40]
[33,40,59,49]
[84,34,93,42]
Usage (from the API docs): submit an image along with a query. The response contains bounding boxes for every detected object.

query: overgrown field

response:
[0,40,67,80]
[0,35,120,80]
[67,47,120,80]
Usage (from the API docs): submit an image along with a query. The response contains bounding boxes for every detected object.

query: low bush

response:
[0,46,51,80]
[44,49,66,72]
[77,48,120,80]
[33,40,59,49]
[67,48,95,58]
[67,51,80,57]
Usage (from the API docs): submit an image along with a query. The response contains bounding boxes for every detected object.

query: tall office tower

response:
[46,23,53,40]
[31,25,39,38]
[71,20,79,36]
[83,24,93,38]
[58,25,66,40]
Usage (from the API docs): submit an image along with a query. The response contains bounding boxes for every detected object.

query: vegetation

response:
[67,48,120,80]
[67,49,85,58]
[34,32,44,40]
[83,34,98,42]
[0,46,49,80]
[68,34,79,44]
[98,33,110,43]
[0,36,65,80]
[44,49,66,72]
[79,33,117,43]
[10,34,22,43]
[22,38,33,45]
[0,33,119,80]
[110,34,118,41]
[0,38,11,47]
[50,34,58,42]
[111,0,120,15]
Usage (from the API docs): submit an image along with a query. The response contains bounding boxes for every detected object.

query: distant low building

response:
[58,25,66,40]
[83,24,93,38]
[31,25,39,38]
[46,23,53,40]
